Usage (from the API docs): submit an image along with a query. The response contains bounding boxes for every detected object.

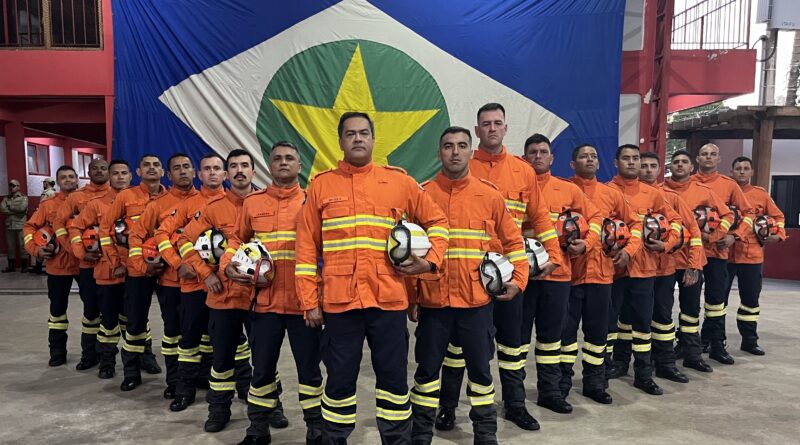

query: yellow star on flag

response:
[270,44,440,178]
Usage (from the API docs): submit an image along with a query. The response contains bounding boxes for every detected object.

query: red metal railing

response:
[672,0,751,50]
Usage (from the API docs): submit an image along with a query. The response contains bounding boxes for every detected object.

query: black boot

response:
[741,338,765,356]
[503,406,540,431]
[31,261,43,275]
[2,261,15,273]
[20,258,29,273]
[269,402,289,428]
[434,407,456,431]
[709,341,734,365]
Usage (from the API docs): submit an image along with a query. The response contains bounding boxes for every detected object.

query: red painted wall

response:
[764,229,800,280]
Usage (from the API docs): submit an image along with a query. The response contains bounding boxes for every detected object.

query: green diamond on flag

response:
[158,0,568,187]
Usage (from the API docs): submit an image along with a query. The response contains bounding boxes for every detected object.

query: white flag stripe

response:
[159,0,569,185]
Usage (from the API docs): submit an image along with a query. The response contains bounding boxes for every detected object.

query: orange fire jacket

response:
[53,182,110,269]
[221,183,306,315]
[529,171,602,282]
[23,192,79,276]
[128,186,198,287]
[154,186,225,293]
[68,189,121,285]
[656,185,706,275]
[691,171,754,259]
[607,176,682,279]
[569,176,643,285]
[731,184,787,264]
[178,189,253,310]
[409,173,528,308]
[295,161,449,314]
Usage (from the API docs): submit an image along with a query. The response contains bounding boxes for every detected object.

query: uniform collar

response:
[226,188,250,206]
[200,185,224,199]
[266,183,302,199]
[169,185,197,198]
[611,175,641,194]
[472,145,508,163]
[434,171,471,192]
[138,181,165,198]
[338,160,374,175]
[693,170,719,183]
[741,183,754,192]
[570,175,597,189]
[536,171,552,185]
[85,182,109,193]
[664,177,691,191]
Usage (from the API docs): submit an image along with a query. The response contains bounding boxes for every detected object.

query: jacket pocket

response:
[322,263,355,304]
[376,263,406,304]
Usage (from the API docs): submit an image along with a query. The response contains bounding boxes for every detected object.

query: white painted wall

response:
[623,0,645,51]
[0,136,7,196]
[25,145,65,197]
[711,138,800,192]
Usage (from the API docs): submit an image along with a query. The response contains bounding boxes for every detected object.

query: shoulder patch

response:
[383,165,408,175]
[310,168,336,182]
[753,185,767,193]
[478,178,500,191]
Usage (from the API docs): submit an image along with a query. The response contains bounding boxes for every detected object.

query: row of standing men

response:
[22,104,785,445]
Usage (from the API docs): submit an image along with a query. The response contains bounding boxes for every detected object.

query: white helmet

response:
[479,252,514,298]
[231,240,275,287]
[387,221,431,266]
[194,228,226,264]
[525,238,550,278]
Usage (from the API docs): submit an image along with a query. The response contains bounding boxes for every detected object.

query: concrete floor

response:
[1,272,799,444]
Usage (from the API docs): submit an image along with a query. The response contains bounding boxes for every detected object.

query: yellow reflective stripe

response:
[535,340,561,351]
[690,238,703,246]
[131,215,140,222]
[777,221,785,228]
[617,322,632,330]
[100,237,113,246]
[49,314,68,322]
[561,342,579,353]
[322,393,356,408]
[250,381,279,396]
[443,357,465,368]
[322,237,385,252]
[583,354,604,366]
[513,218,523,228]
[224,248,237,256]
[632,331,652,340]
[447,344,462,354]
[427,226,449,239]
[211,368,234,380]
[254,231,297,242]
[498,359,526,370]
[743,217,754,227]
[652,332,676,341]
[376,407,412,421]
[123,343,145,353]
[497,343,525,355]
[739,305,760,314]
[210,381,236,391]
[270,250,296,260]
[444,248,485,259]
[737,314,759,322]
[537,229,558,242]
[299,384,324,396]
[535,355,561,364]
[24,234,33,243]
[249,394,279,408]
[178,346,199,355]
[720,219,731,230]
[680,325,699,333]
[505,199,527,212]
[179,242,194,257]
[468,381,494,395]
[128,247,143,257]
[469,394,495,406]
[631,229,643,239]
[178,355,202,363]
[157,240,172,252]
[589,223,602,235]
[632,343,652,352]
[560,354,578,363]
[56,228,68,237]
[376,389,409,405]
[679,313,699,323]
[322,214,394,231]
[70,236,82,244]
[414,379,440,393]
[448,228,490,241]
[295,263,317,276]
[506,249,527,263]
[618,332,633,340]
[583,342,606,354]
[300,396,322,409]
[410,393,439,408]
[322,408,356,424]
[125,331,148,341]
[48,323,68,330]
[650,321,674,331]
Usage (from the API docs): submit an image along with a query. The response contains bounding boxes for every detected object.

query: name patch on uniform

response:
[254,211,275,218]
[322,196,348,205]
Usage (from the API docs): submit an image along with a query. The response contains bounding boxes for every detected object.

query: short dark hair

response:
[524,134,551,151]
[338,112,375,138]
[732,156,753,168]
[109,159,130,169]
[271,141,299,153]
[477,103,505,121]
[439,126,472,144]
[56,165,77,176]
[571,143,596,162]
[671,149,692,162]
[200,153,226,168]
[138,153,161,167]
[616,144,640,160]
[227,149,254,166]
[640,151,660,162]
[167,152,193,170]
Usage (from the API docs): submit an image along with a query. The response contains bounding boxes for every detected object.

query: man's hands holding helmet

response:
[225,261,254,286]
[494,282,520,302]
[393,253,433,276]
[531,262,558,280]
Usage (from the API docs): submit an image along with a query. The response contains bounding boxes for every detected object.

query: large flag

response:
[113,0,625,185]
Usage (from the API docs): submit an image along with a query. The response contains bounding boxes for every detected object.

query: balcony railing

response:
[1,0,101,49]
[672,0,751,50]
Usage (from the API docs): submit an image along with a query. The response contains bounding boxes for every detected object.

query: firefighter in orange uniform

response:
[408,127,527,445]
[23,166,80,367]
[224,142,323,445]
[437,104,562,433]
[606,145,681,396]
[522,134,601,415]
[640,152,708,382]
[106,154,168,391]
[726,156,786,355]
[52,158,111,370]
[295,112,449,444]
[692,143,754,364]
[565,144,643,405]
[177,149,254,434]
[128,153,198,398]
[154,154,230,413]
[69,160,132,379]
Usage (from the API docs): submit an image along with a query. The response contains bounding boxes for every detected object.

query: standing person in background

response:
[41,177,56,201]
[2,179,30,273]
